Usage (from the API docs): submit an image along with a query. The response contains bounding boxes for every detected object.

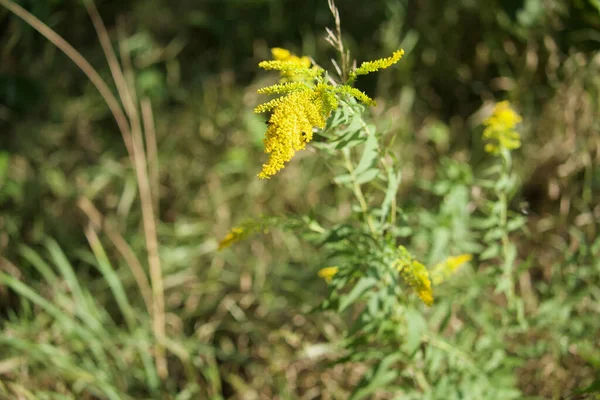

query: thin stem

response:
[141,98,160,215]
[499,151,515,309]
[380,157,397,226]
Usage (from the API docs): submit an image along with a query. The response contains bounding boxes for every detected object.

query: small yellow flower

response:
[431,254,472,286]
[318,266,339,283]
[483,101,522,154]
[271,47,291,60]
[218,227,245,250]
[262,47,314,81]
[350,49,405,80]
[394,246,433,306]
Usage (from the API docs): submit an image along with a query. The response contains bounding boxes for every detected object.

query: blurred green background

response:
[1,0,599,399]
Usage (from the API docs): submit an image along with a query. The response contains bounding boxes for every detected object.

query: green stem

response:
[499,151,515,308]
[380,157,397,226]
[343,150,377,235]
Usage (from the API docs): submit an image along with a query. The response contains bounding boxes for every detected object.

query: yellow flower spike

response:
[446,254,473,270]
[218,227,245,250]
[431,254,472,286]
[351,49,405,79]
[394,246,434,306]
[256,82,310,95]
[336,86,376,107]
[482,101,522,154]
[318,266,339,283]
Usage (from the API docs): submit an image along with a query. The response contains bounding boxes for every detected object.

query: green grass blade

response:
[85,228,136,330]
[19,245,59,285]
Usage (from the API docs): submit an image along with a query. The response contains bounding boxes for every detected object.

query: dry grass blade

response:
[0,357,24,375]
[84,0,167,378]
[0,257,21,278]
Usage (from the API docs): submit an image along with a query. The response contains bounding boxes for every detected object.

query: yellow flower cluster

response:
[256,88,328,179]
[318,266,339,283]
[394,246,433,306]
[430,254,472,286]
[350,49,405,80]
[483,101,522,154]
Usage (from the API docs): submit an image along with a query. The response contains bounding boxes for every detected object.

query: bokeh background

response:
[1,0,599,399]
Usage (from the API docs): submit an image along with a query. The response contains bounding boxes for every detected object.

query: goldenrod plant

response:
[477,101,526,320]
[217,2,527,398]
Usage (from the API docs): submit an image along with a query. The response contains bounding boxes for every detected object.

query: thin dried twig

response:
[141,98,160,215]
[326,0,349,80]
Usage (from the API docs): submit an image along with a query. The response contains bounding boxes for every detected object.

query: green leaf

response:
[334,173,353,185]
[355,168,379,185]
[339,277,377,312]
[507,215,526,232]
[354,134,379,177]
[483,227,504,242]
[480,243,500,260]
[350,353,401,400]
[402,307,427,354]
[334,130,364,149]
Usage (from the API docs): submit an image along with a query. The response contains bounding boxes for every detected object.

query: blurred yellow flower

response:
[318,266,339,283]
[483,101,522,154]
[271,47,311,69]
[218,227,245,250]
[431,254,472,286]
[394,246,433,306]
